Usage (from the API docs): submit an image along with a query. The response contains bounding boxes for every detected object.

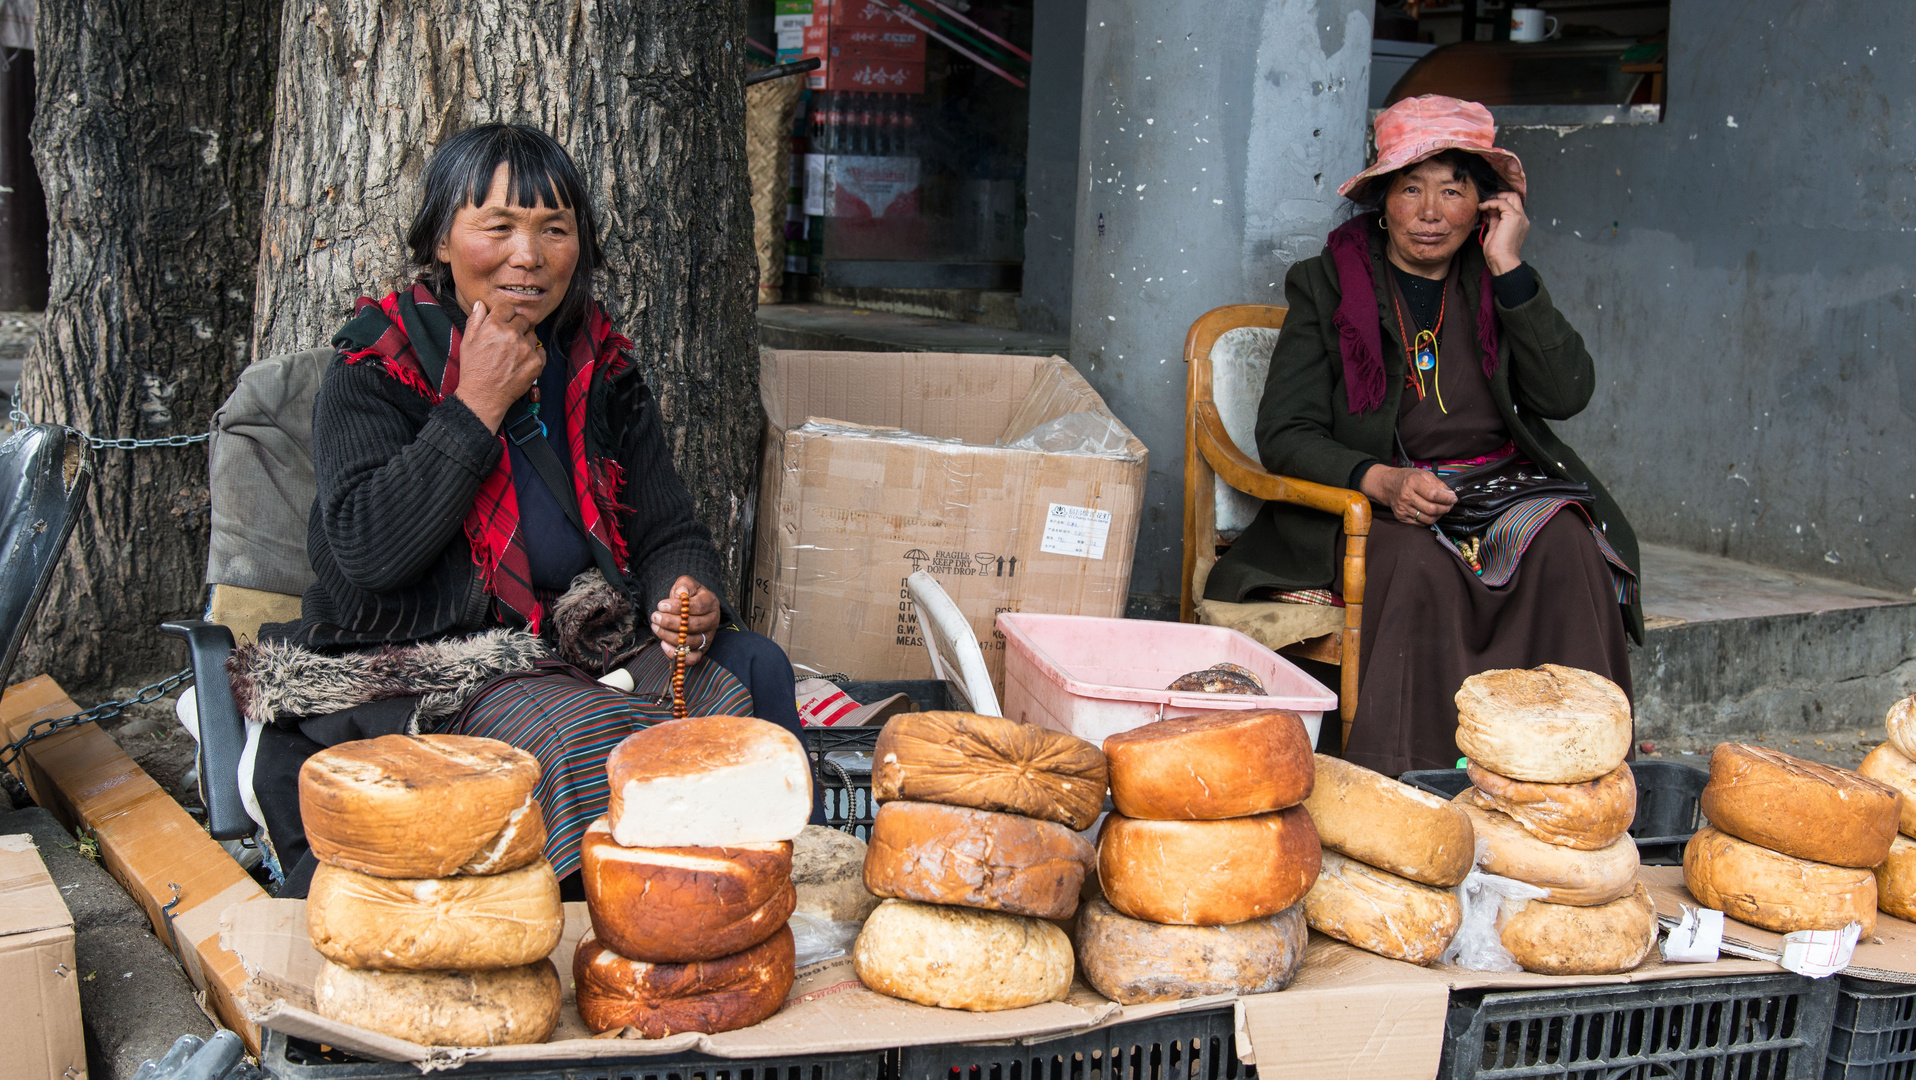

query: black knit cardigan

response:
[272,349,727,650]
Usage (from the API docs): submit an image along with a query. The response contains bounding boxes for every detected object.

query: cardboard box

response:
[814,0,916,28]
[0,833,84,1080]
[802,23,927,61]
[805,56,926,94]
[751,351,1147,689]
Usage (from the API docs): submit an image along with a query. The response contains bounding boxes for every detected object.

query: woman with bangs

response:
[245,124,813,897]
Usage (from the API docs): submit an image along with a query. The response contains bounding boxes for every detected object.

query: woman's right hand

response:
[1360,465,1459,526]
[453,300,544,432]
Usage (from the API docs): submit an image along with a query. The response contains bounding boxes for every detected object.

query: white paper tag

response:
[1779,922,1861,978]
[1660,905,1724,963]
[773,13,813,30]
[1039,503,1112,559]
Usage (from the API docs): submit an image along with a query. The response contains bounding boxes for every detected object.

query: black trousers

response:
[254,628,814,898]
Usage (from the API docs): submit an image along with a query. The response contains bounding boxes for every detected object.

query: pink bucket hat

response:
[1338,95,1527,200]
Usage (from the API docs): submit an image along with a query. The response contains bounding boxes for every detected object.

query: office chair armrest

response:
[160,620,251,841]
[1194,402,1372,536]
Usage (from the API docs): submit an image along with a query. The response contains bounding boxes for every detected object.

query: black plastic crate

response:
[804,680,954,840]
[1399,760,1710,866]
[1827,976,1916,1079]
[1439,973,1837,1080]
[259,1028,888,1080]
[894,1004,1249,1080]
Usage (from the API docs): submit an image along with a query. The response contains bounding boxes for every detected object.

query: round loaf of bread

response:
[1454,665,1632,783]
[580,819,795,963]
[306,859,562,971]
[1465,762,1636,851]
[853,898,1073,1011]
[313,959,560,1047]
[865,800,1095,920]
[1098,805,1321,926]
[1302,850,1462,965]
[873,712,1106,830]
[1876,834,1916,923]
[793,825,880,924]
[1684,825,1877,935]
[1455,799,1639,906]
[1103,710,1313,820]
[1887,695,1916,762]
[606,716,812,849]
[1857,744,1916,840]
[1075,896,1306,1004]
[1499,883,1657,976]
[300,734,545,878]
[1304,755,1474,887]
[1699,744,1900,868]
[573,925,794,1037]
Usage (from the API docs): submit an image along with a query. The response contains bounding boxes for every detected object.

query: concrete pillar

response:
[1068,0,1370,614]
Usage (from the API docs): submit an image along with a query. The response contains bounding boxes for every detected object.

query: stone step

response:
[1632,543,1916,759]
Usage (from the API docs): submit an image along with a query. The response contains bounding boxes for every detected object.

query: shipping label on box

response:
[751,351,1147,689]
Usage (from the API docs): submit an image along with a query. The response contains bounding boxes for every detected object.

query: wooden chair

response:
[1180,304,1372,745]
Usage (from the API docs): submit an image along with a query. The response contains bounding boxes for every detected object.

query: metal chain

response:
[8,380,211,450]
[0,667,195,774]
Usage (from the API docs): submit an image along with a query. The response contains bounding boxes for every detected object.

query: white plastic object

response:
[1779,923,1861,978]
[1436,869,1549,972]
[598,666,636,692]
[905,570,1001,718]
[995,612,1336,746]
[1661,904,1724,963]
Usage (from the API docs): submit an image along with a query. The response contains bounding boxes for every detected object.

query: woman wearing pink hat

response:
[1206,95,1640,776]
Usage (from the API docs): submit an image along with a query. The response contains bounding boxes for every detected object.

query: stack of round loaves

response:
[300,735,565,1047]
[1860,695,1916,922]
[854,711,1105,1011]
[574,715,814,1037]
[1686,741,1898,935]
[1300,755,1472,964]
[1079,710,1318,1004]
[1449,665,1657,976]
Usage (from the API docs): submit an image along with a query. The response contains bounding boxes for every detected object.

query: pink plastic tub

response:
[996,612,1338,747]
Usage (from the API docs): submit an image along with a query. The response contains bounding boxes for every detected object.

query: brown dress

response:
[1338,265,1633,776]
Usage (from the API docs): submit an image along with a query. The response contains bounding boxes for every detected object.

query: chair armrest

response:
[1194,402,1372,536]
[160,620,251,840]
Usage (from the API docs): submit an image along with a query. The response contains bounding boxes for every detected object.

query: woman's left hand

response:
[1479,191,1530,277]
[651,575,722,665]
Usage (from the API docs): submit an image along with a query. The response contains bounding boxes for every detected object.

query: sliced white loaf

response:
[606,716,811,848]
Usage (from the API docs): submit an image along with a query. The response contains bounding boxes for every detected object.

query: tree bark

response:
[252,2,762,604]
[18,0,278,690]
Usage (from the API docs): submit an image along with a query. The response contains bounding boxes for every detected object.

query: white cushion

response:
[1209,327,1280,539]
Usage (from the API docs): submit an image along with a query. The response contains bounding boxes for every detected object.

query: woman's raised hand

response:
[1478,191,1530,277]
[1360,465,1459,527]
[453,300,544,433]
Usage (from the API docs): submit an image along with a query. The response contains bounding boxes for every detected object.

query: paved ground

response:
[1,799,212,1080]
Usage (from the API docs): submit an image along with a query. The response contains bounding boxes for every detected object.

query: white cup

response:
[1509,7,1559,42]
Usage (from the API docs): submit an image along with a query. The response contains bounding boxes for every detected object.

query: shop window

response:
[1371,0,1668,126]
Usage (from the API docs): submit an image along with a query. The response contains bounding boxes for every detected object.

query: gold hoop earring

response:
[1378,216,1388,231]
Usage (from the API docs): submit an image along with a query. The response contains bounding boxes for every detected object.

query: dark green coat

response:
[1204,222,1644,644]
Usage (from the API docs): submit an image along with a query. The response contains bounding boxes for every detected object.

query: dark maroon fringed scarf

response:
[1327,216,1501,414]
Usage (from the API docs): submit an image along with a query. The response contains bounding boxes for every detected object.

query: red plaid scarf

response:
[338,282,633,632]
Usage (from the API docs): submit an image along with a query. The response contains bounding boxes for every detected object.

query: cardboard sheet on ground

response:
[224,899,1209,1067]
[1638,864,1916,983]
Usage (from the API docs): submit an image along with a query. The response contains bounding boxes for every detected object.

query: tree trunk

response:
[252,2,762,604]
[17,0,278,691]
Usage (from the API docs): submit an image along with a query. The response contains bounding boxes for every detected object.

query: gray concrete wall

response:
[1500,1,1916,593]
[1016,0,1086,336]
[1067,0,1372,609]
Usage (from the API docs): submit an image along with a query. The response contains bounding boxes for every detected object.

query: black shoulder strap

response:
[503,405,636,605]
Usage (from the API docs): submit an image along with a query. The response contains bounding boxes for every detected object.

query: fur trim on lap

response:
[548,569,638,673]
[228,628,552,730]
